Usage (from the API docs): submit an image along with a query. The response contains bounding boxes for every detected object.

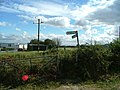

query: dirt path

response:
[53,85,120,90]
[54,85,101,90]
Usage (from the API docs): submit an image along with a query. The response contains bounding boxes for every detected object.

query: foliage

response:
[109,39,120,54]
[59,45,111,81]
[0,42,120,88]
[44,39,56,49]
[30,39,44,44]
[0,51,58,87]
[52,38,62,46]
[44,39,55,46]
[108,39,120,73]
[76,45,110,81]
[28,39,57,51]
[1,47,15,51]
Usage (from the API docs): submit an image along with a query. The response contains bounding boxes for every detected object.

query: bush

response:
[59,45,111,81]
[0,43,120,87]
[108,39,120,73]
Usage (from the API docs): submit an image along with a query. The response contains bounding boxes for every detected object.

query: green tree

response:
[28,39,44,51]
[44,39,55,46]
[109,38,120,55]
[30,39,44,44]
[52,38,61,46]
[44,39,56,49]
[30,39,38,44]
[109,38,120,73]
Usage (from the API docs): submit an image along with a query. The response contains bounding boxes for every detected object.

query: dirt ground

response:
[53,85,120,90]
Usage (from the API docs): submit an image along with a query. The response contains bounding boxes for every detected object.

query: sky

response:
[0,0,120,46]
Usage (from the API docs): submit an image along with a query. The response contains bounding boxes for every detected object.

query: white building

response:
[0,43,18,51]
[0,43,18,49]
[0,43,28,51]
[18,43,28,50]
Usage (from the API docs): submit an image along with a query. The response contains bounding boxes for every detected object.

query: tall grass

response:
[0,51,43,60]
[0,43,120,89]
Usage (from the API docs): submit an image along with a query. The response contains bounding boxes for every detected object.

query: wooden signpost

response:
[66,31,80,62]
[66,31,77,35]
[66,31,79,47]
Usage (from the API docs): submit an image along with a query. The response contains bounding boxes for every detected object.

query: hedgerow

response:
[59,45,111,81]
[0,39,120,87]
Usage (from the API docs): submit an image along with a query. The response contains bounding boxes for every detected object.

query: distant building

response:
[18,43,28,51]
[0,43,18,51]
[0,43,17,48]
[28,44,48,51]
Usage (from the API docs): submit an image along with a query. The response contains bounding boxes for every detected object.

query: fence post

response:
[29,58,32,71]
[56,56,59,72]
[56,47,59,74]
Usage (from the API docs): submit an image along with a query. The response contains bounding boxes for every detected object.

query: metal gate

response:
[0,49,59,82]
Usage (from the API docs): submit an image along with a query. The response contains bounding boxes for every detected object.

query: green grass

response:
[0,76,119,90]
[0,50,120,90]
[0,51,55,62]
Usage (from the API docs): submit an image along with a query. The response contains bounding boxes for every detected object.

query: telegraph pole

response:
[118,26,120,39]
[34,19,43,52]
[38,19,40,52]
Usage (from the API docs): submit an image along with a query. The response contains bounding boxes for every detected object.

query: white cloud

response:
[77,24,118,45]
[0,34,19,42]
[70,5,96,20]
[0,32,76,45]
[0,27,118,45]
[75,19,91,30]
[92,28,99,35]
[28,1,69,16]
[86,0,119,25]
[69,0,115,20]
[1,0,120,45]
[18,15,72,28]
[23,20,28,24]
[0,5,20,13]
[16,27,21,31]
[12,1,70,16]
[0,0,117,22]
[18,15,34,21]
[41,33,76,46]
[0,33,6,39]
[2,0,117,28]
[76,19,90,27]
[93,33,116,44]
[45,17,71,28]
[0,21,8,26]
[88,0,115,8]
[15,4,38,15]
[0,31,32,43]
[0,21,12,27]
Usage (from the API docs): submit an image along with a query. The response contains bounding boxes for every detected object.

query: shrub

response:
[59,45,111,81]
[108,39,120,73]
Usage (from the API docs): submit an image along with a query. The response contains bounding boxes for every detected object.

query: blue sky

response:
[0,0,120,45]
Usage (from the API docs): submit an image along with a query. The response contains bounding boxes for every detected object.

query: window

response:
[8,44,11,47]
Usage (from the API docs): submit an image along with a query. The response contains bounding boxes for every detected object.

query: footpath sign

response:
[72,34,77,39]
[66,31,77,35]
[66,30,80,62]
[66,30,79,47]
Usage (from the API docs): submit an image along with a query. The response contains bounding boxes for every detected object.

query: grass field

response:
[0,75,120,90]
[0,49,120,90]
